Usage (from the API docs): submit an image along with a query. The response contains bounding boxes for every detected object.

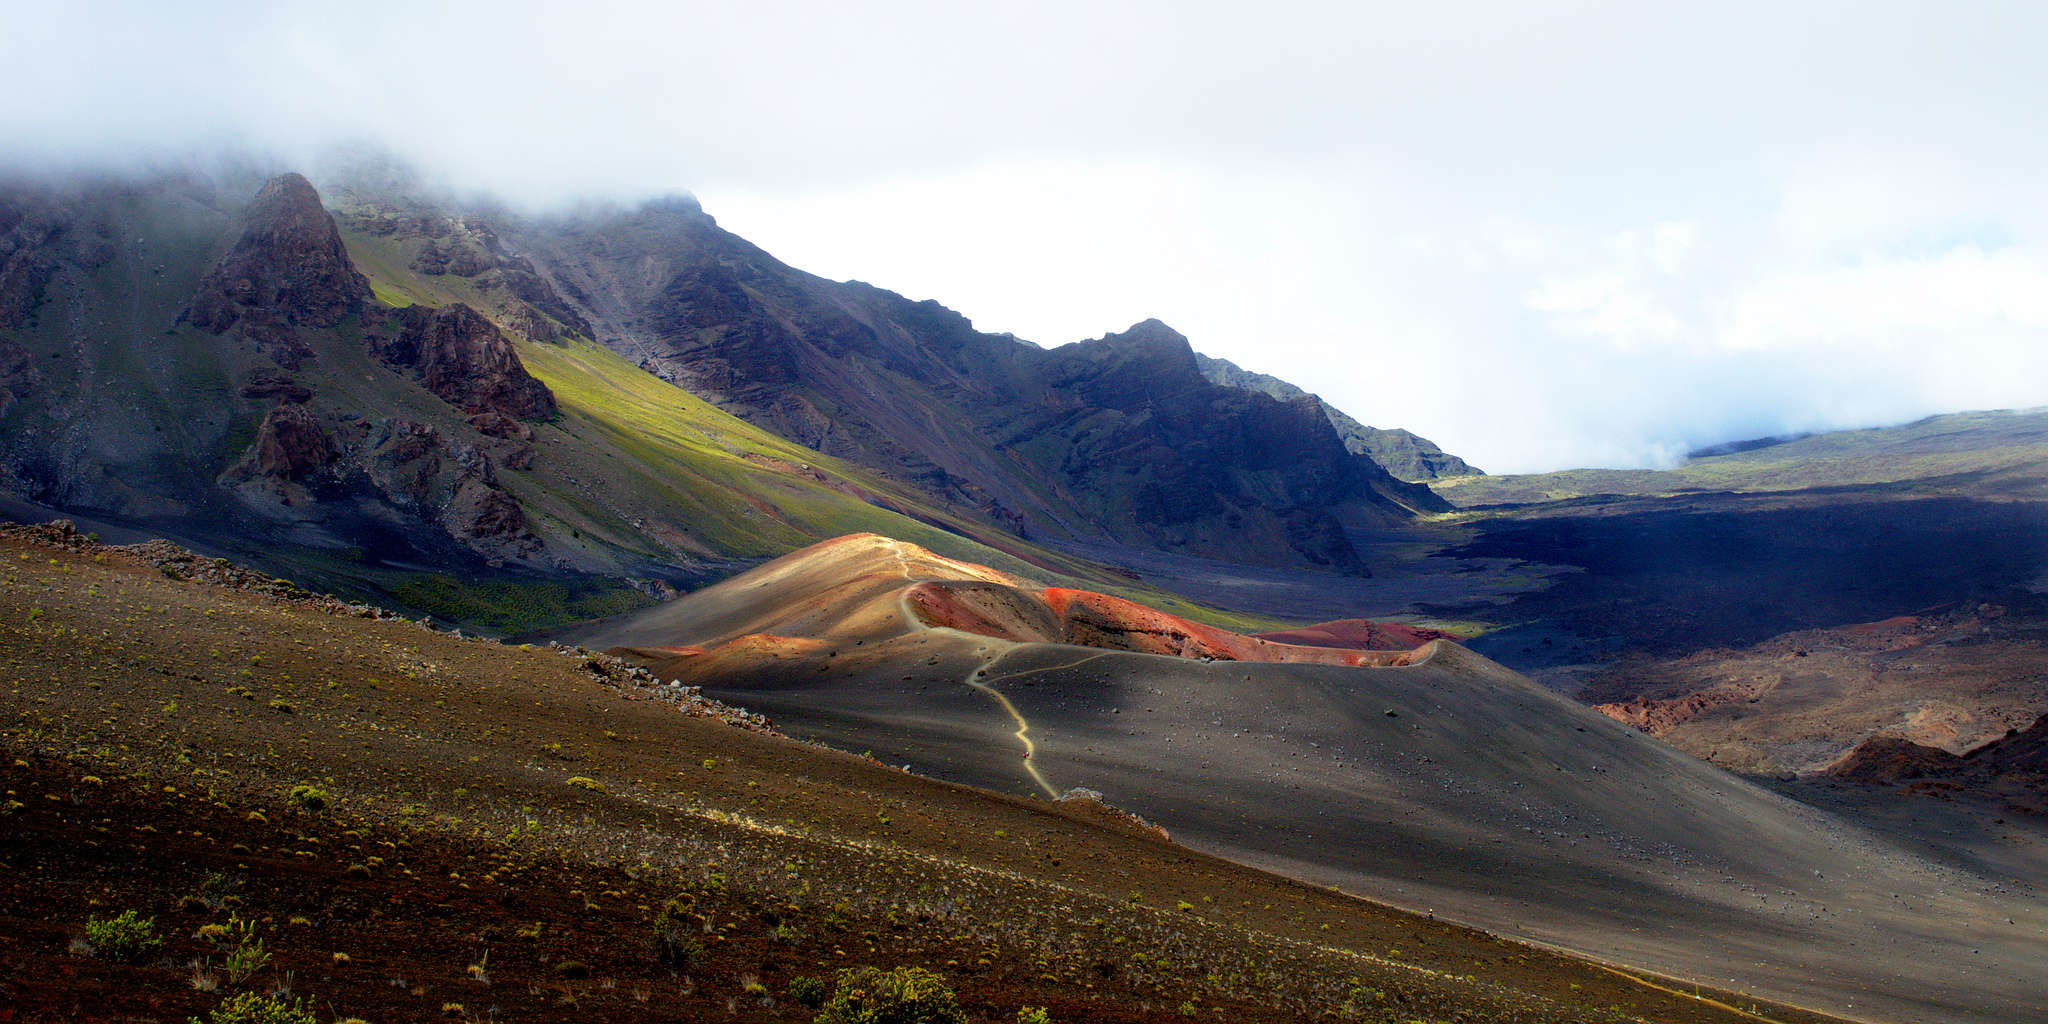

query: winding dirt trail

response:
[885,538,1092,798]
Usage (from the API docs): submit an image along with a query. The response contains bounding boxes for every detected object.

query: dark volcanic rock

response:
[244,403,337,481]
[184,173,370,335]
[0,195,74,329]
[362,418,540,560]
[0,337,40,418]
[375,303,556,421]
[238,367,314,404]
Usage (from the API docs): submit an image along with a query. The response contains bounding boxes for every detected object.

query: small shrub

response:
[565,776,607,793]
[286,785,328,812]
[788,975,828,1008]
[188,991,314,1024]
[1018,1008,1052,1024]
[84,910,163,962]
[816,965,965,1024]
[651,897,702,966]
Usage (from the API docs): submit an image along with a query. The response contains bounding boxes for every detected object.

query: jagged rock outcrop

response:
[362,418,540,560]
[243,403,337,481]
[373,303,556,421]
[182,173,371,368]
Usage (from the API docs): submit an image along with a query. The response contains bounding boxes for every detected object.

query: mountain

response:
[1193,352,1481,479]
[326,184,1448,574]
[0,168,1131,626]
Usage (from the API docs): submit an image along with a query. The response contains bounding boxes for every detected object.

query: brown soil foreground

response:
[0,528,1845,1023]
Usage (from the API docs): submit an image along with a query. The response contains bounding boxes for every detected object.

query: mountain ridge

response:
[1193,351,1481,479]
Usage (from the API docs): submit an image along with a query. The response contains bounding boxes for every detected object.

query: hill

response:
[574,532,2048,1024]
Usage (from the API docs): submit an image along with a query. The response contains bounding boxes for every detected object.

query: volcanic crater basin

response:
[582,534,2048,1024]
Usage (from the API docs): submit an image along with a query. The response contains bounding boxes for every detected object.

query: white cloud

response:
[6,0,2048,472]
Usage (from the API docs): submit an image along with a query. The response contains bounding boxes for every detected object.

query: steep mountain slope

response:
[575,533,2048,1024]
[0,169,1125,625]
[1194,352,1481,479]
[327,184,1446,574]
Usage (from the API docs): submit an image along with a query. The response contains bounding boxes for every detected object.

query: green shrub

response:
[651,897,702,966]
[188,991,315,1024]
[788,974,828,1008]
[286,785,328,811]
[1018,1008,1052,1024]
[816,965,965,1024]
[83,909,163,962]
[565,776,607,793]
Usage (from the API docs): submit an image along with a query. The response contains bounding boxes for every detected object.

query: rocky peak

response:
[374,303,557,422]
[1051,319,1204,400]
[184,173,370,335]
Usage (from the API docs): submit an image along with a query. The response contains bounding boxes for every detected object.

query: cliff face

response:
[374,303,557,421]
[0,171,553,570]
[182,172,372,368]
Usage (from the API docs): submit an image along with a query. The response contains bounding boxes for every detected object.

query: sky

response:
[7,0,2048,472]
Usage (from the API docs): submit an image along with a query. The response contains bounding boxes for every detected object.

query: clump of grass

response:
[1018,1009,1052,1024]
[817,965,965,1024]
[565,776,607,793]
[83,909,163,963]
[651,897,702,966]
[287,785,328,812]
[188,992,314,1024]
[788,975,828,1009]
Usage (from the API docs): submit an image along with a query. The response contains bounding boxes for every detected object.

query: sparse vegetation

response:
[83,909,163,962]
[650,896,703,967]
[816,965,966,1024]
[788,974,829,1008]
[189,991,315,1024]
[287,784,328,812]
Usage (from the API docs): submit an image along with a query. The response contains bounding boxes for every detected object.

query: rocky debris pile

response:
[1056,787,1171,842]
[0,520,403,621]
[552,642,781,736]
